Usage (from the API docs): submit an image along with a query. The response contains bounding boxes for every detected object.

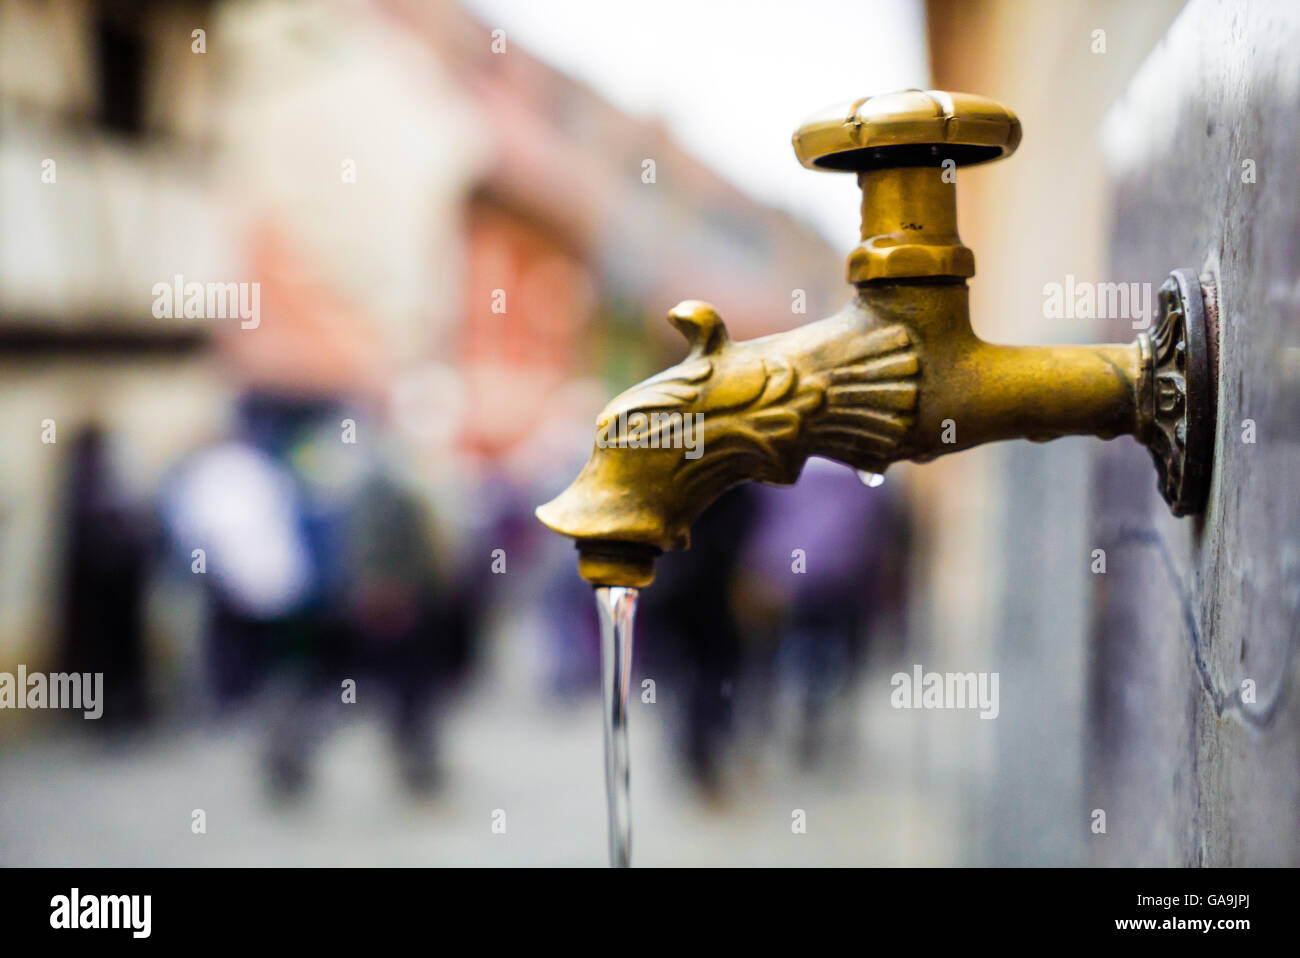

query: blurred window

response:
[94,7,145,136]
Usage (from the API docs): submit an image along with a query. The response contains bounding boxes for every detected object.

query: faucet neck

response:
[847,165,974,284]
[856,278,975,342]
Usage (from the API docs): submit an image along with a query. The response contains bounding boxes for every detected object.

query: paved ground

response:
[0,623,968,867]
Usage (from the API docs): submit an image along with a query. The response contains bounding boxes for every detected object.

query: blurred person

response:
[159,401,316,707]
[56,425,155,728]
[537,554,603,698]
[267,404,480,800]
[637,484,763,799]
[736,457,911,768]
[511,378,613,699]
[161,395,479,800]
[523,462,605,699]
[332,464,477,795]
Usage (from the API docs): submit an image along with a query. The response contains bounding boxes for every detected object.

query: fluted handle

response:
[791,90,1021,283]
[791,89,1021,173]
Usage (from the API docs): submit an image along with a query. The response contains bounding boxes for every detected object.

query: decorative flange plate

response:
[1145,268,1218,516]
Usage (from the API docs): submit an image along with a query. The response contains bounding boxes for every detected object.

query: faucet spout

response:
[536,286,1152,587]
[537,89,1217,586]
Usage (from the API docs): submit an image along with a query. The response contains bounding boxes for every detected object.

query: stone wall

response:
[1091,0,1300,866]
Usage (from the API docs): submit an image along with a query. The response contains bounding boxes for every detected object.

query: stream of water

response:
[593,585,638,868]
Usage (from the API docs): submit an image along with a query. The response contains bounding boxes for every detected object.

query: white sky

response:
[459,0,931,247]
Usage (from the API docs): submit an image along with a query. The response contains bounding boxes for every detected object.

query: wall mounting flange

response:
[1142,267,1218,516]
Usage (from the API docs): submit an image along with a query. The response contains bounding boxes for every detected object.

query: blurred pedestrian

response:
[57,425,153,728]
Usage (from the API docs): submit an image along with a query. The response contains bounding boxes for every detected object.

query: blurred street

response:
[0,621,962,867]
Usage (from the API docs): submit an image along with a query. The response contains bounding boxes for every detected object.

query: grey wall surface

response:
[1090,0,1300,866]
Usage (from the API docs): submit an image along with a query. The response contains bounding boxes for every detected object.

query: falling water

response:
[593,585,638,868]
[856,470,886,487]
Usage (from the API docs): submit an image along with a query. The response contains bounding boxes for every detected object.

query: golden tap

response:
[537,90,1218,587]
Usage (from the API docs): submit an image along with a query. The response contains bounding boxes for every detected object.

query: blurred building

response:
[0,0,234,689]
[0,0,843,720]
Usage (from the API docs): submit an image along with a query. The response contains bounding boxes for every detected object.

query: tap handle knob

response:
[792,89,1020,173]
[792,90,1020,283]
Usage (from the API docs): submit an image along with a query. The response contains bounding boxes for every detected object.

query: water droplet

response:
[856,470,885,487]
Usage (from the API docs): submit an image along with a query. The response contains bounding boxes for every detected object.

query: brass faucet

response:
[537,90,1218,587]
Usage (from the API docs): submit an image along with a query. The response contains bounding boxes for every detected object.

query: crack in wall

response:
[1114,525,1296,729]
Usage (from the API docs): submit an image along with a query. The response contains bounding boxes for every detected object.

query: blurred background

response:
[0,0,1210,866]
